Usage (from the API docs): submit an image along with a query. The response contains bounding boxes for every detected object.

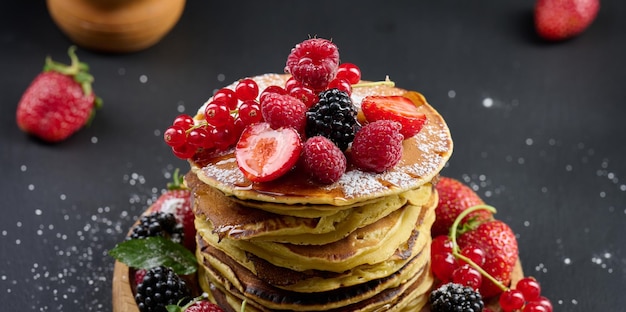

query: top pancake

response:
[189,73,453,206]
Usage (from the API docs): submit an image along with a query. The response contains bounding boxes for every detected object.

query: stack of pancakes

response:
[185,74,453,311]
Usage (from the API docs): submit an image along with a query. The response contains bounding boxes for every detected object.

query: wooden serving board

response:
[112,256,524,312]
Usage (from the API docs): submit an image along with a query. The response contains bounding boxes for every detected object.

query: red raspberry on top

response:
[350,120,404,173]
[301,136,347,184]
[285,38,340,91]
[260,92,307,133]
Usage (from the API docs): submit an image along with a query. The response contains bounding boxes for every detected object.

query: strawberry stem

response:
[167,168,187,190]
[448,204,510,293]
[352,75,395,88]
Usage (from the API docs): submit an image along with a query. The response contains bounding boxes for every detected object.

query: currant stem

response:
[448,204,510,293]
[352,75,395,88]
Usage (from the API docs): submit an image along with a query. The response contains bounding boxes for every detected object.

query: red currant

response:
[205,102,233,127]
[284,77,302,92]
[451,264,482,290]
[499,289,526,312]
[164,125,187,147]
[327,78,352,95]
[187,126,214,149]
[259,85,287,104]
[534,296,553,312]
[516,277,541,301]
[213,88,238,110]
[212,119,237,150]
[172,114,195,130]
[235,78,259,101]
[336,63,361,84]
[431,253,458,283]
[460,245,486,267]
[172,143,196,159]
[238,100,263,125]
[431,235,453,256]
[523,301,549,312]
[289,86,317,108]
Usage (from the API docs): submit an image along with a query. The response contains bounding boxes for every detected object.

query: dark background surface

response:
[1,1,625,311]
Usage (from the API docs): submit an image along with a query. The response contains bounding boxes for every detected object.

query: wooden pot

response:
[46,0,186,53]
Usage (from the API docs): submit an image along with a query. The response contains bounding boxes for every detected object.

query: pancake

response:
[194,190,435,292]
[197,239,433,311]
[188,171,433,244]
[196,194,434,273]
[189,73,453,206]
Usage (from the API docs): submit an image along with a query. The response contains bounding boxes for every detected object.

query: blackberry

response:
[135,266,192,312]
[429,282,484,312]
[129,211,183,244]
[305,88,359,151]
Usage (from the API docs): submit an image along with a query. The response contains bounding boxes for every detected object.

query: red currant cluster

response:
[163,63,362,160]
[431,235,485,290]
[163,78,263,159]
[499,278,553,312]
[431,235,552,312]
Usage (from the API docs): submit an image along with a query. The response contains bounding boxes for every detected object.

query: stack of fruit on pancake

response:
[177,38,452,312]
[112,38,553,312]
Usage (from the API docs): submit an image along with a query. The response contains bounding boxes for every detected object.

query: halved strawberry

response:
[235,122,302,182]
[361,95,427,138]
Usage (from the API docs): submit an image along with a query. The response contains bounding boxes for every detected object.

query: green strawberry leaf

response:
[109,236,197,275]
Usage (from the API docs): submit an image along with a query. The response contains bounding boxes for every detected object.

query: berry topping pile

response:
[163,38,429,184]
[430,177,553,312]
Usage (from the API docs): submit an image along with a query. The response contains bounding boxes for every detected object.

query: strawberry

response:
[457,220,519,298]
[534,0,600,41]
[361,95,427,138]
[16,46,102,142]
[152,169,195,251]
[235,122,303,182]
[432,177,492,237]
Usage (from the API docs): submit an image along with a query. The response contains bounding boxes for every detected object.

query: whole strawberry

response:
[534,0,600,41]
[16,46,102,142]
[152,169,195,251]
[457,220,519,298]
[432,177,492,237]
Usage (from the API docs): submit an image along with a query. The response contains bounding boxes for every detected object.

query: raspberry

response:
[135,266,192,312]
[302,136,347,184]
[305,89,359,151]
[350,120,403,173]
[260,93,307,133]
[128,211,184,245]
[186,300,224,312]
[285,38,339,91]
[429,283,484,312]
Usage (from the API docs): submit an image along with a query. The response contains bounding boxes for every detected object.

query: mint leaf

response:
[166,305,182,312]
[109,237,197,275]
